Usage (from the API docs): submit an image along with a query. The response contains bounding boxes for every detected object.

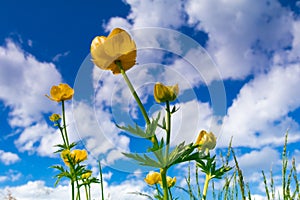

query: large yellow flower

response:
[61,149,88,166]
[153,82,179,103]
[70,149,88,164]
[144,171,161,185]
[90,28,137,74]
[195,130,216,151]
[46,83,74,102]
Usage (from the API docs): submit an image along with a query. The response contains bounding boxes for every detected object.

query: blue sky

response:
[1,0,300,199]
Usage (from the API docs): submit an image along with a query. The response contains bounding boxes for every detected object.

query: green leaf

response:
[123,152,162,168]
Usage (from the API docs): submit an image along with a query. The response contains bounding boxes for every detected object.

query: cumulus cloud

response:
[185,0,294,80]
[220,64,300,147]
[106,0,185,30]
[0,177,150,200]
[0,150,20,165]
[0,40,62,127]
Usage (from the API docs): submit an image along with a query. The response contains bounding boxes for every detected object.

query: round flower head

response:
[144,171,161,185]
[195,130,217,152]
[91,28,137,74]
[154,82,179,103]
[46,83,74,102]
[49,113,61,122]
[70,149,88,164]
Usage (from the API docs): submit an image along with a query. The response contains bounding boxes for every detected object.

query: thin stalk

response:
[58,125,67,147]
[61,100,70,148]
[84,184,89,200]
[116,61,150,125]
[202,174,210,200]
[76,178,81,200]
[196,164,201,199]
[99,161,105,200]
[168,188,173,200]
[71,180,75,200]
[88,185,91,200]
[165,101,171,164]
[160,168,169,200]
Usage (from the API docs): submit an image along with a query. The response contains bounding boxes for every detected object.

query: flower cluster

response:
[46,27,232,200]
[47,83,99,200]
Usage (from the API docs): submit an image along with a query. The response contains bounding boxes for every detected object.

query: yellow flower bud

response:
[46,83,74,102]
[153,82,179,103]
[49,113,61,122]
[195,130,217,151]
[82,171,92,179]
[91,28,137,74]
[159,176,176,188]
[144,171,161,185]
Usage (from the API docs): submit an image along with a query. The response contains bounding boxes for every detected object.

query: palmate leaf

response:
[123,152,162,168]
[116,113,161,139]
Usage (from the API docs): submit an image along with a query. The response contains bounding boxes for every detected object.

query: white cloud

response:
[0,178,150,200]
[185,0,294,80]
[234,147,280,176]
[106,0,185,30]
[220,64,300,147]
[0,150,20,165]
[14,122,59,157]
[0,39,61,127]
[0,170,22,183]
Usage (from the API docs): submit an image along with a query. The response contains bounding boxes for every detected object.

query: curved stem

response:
[165,101,171,163]
[160,168,169,200]
[116,61,150,125]
[62,100,70,148]
[58,125,67,147]
[202,174,211,200]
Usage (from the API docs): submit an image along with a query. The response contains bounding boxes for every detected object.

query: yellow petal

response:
[90,28,137,74]
[154,82,179,103]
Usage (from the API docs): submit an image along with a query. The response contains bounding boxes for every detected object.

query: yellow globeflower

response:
[82,171,92,179]
[46,83,74,102]
[144,171,161,185]
[60,149,88,166]
[195,130,216,151]
[154,82,179,103]
[61,149,71,166]
[159,176,176,188]
[49,113,61,122]
[70,149,88,164]
[90,28,137,74]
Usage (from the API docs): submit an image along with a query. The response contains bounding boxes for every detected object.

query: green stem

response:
[168,188,173,200]
[58,125,67,147]
[202,174,211,200]
[88,185,91,200]
[62,100,70,148]
[71,180,75,200]
[116,61,150,125]
[84,183,89,200]
[76,178,81,200]
[160,168,169,200]
[99,161,105,200]
[165,101,171,164]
